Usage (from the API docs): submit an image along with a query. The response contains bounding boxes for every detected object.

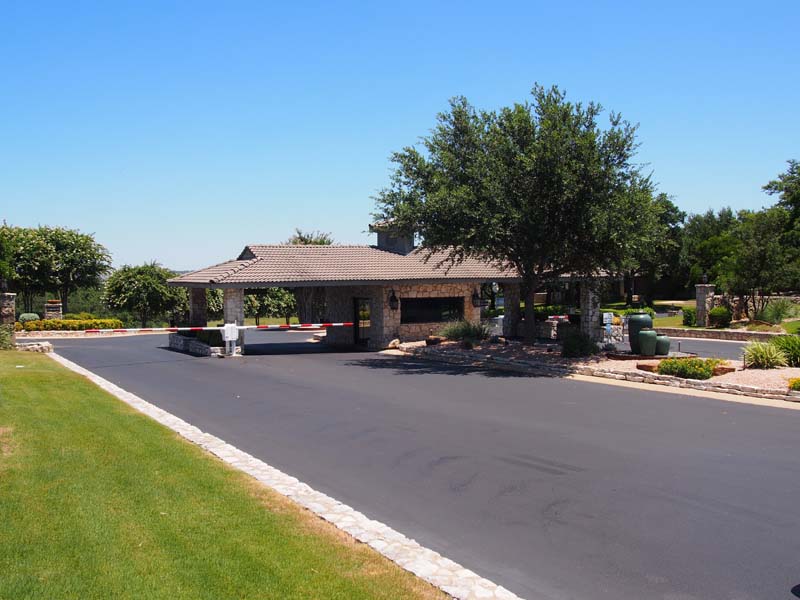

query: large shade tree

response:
[43,226,111,314]
[103,263,186,327]
[374,84,648,339]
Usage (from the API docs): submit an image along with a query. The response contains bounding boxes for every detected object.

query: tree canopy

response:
[103,263,185,327]
[0,225,110,313]
[374,84,648,338]
[285,229,334,245]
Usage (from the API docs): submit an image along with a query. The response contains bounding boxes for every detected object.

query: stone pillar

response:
[1,293,15,350]
[223,288,245,345]
[695,284,715,328]
[44,300,62,320]
[189,288,208,327]
[501,283,521,338]
[579,283,602,341]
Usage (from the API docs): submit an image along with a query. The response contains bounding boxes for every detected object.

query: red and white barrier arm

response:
[83,322,354,334]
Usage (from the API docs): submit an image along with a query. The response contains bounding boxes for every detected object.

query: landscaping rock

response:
[16,341,53,353]
[425,336,444,346]
[387,338,401,349]
[712,365,737,376]
[636,362,660,373]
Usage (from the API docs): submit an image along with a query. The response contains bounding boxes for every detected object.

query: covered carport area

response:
[168,238,524,354]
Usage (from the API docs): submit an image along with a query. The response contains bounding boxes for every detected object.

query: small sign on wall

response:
[602,312,614,324]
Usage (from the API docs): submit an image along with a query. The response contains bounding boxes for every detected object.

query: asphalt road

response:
[53,333,800,600]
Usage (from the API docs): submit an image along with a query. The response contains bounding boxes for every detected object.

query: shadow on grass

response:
[345,354,557,379]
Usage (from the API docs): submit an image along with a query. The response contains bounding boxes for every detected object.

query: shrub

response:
[22,318,124,332]
[769,336,800,367]
[561,331,599,358]
[743,341,788,369]
[757,298,799,325]
[618,307,657,319]
[18,313,40,324]
[708,306,732,328]
[439,320,490,342]
[682,307,697,327]
[531,305,568,321]
[63,312,97,320]
[788,378,800,392]
[657,358,722,380]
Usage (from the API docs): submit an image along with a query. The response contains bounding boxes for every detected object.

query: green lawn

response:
[0,352,442,600]
[206,316,301,327]
[653,314,686,328]
[783,320,800,335]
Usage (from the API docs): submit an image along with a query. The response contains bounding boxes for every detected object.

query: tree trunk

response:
[60,287,70,315]
[522,285,538,343]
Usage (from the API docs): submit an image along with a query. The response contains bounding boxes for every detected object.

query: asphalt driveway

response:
[53,333,800,600]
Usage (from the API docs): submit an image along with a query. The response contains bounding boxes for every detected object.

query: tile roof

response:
[168,245,522,287]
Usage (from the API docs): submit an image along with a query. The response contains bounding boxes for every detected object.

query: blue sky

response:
[1,1,798,269]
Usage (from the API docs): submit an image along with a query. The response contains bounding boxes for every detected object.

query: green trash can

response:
[638,328,657,356]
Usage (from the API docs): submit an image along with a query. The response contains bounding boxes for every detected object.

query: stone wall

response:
[0,293,15,350]
[324,282,481,350]
[695,284,715,327]
[387,283,480,349]
[654,326,785,342]
[223,288,245,344]
[579,285,603,341]
[44,301,62,320]
[189,288,207,327]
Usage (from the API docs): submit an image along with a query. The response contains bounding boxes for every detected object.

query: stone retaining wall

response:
[655,327,785,342]
[406,346,800,403]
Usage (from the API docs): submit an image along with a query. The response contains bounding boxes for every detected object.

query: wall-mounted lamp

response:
[388,289,399,311]
[701,273,708,284]
[471,289,481,308]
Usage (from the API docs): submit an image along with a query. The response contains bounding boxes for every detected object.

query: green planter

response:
[628,312,653,354]
[655,334,671,356]
[638,328,657,356]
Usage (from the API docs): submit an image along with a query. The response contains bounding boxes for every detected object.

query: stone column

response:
[223,288,245,345]
[579,283,602,341]
[695,284,715,328]
[189,288,208,327]
[1,293,15,350]
[501,283,521,338]
[44,300,62,320]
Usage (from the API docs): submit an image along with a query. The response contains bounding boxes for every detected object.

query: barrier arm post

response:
[222,322,240,357]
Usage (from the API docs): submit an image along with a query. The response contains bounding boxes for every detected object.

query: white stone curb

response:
[47,352,523,600]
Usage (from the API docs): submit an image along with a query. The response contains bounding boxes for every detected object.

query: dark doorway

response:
[354,298,370,347]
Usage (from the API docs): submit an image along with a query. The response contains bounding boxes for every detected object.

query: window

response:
[400,297,464,324]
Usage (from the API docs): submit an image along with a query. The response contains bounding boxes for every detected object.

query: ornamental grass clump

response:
[769,336,800,367]
[657,358,721,380]
[439,320,490,342]
[743,341,788,369]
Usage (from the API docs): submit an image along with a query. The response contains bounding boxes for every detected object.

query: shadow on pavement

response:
[345,355,550,378]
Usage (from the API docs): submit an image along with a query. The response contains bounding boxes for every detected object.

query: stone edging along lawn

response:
[655,327,784,342]
[404,346,800,403]
[47,353,520,600]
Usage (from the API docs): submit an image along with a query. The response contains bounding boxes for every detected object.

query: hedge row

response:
[15,318,124,332]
